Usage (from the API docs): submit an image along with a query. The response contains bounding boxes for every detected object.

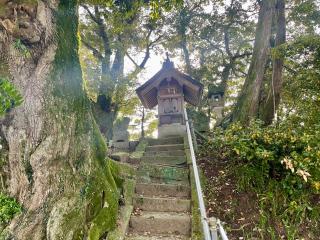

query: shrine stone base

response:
[158,123,187,138]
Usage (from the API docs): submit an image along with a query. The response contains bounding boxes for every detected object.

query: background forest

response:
[0,0,319,239]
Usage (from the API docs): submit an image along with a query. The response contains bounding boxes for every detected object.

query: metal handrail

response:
[184,107,211,240]
[184,107,229,240]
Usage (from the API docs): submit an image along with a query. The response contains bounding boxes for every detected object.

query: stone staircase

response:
[125,136,191,240]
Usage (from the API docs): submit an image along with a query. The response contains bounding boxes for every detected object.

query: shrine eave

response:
[136,67,203,109]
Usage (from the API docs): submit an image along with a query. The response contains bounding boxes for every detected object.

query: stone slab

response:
[144,150,185,157]
[146,144,184,152]
[141,156,187,166]
[129,212,191,235]
[125,233,190,240]
[135,183,190,198]
[137,164,189,182]
[158,124,187,138]
[133,196,190,213]
[147,137,184,146]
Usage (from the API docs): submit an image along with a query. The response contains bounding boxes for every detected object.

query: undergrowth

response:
[200,120,320,239]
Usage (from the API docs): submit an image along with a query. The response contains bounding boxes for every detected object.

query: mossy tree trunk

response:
[231,0,275,124]
[0,1,120,239]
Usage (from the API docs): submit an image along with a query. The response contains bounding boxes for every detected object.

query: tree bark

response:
[232,0,276,124]
[0,1,119,239]
[259,0,286,124]
[181,36,192,74]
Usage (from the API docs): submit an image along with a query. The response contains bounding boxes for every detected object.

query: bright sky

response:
[124,50,183,85]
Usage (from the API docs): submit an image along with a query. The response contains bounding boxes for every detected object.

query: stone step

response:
[141,156,187,166]
[135,182,190,198]
[133,196,191,213]
[144,150,185,157]
[129,212,191,235]
[146,144,184,152]
[137,164,189,182]
[137,176,189,186]
[147,137,184,146]
[125,233,189,240]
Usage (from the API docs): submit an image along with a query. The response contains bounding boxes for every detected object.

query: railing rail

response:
[184,107,229,240]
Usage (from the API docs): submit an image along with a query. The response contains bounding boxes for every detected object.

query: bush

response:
[203,120,320,194]
[200,120,320,238]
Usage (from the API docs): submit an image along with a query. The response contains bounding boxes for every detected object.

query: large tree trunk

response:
[259,0,286,124]
[0,1,119,239]
[232,0,275,123]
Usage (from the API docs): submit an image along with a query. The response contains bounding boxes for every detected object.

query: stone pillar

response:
[112,117,130,151]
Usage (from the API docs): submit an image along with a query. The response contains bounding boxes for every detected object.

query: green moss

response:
[109,160,136,179]
[104,164,136,240]
[107,205,134,240]
[138,163,189,182]
[122,179,135,204]
[130,139,148,160]
[189,167,204,240]
[43,1,121,239]
[184,137,203,239]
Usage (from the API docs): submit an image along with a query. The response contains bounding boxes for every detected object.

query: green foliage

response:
[200,120,320,238]
[13,39,30,58]
[0,193,22,225]
[148,0,183,19]
[276,35,320,127]
[0,78,23,116]
[205,120,320,193]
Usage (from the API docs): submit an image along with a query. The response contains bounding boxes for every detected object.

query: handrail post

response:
[189,119,198,153]
[184,107,211,240]
[208,217,218,240]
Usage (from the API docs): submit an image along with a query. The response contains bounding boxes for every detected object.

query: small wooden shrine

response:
[136,56,203,138]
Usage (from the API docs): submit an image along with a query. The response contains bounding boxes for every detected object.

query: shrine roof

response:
[136,59,203,109]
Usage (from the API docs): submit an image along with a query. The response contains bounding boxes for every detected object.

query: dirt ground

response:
[198,153,320,240]
[198,155,262,240]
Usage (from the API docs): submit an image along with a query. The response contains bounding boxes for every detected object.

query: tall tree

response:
[232,0,279,124]
[0,1,120,238]
[259,0,286,124]
[79,2,161,141]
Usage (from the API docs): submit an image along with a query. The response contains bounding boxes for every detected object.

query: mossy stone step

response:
[129,211,191,235]
[133,196,191,213]
[137,164,189,182]
[144,150,185,157]
[147,137,184,146]
[137,176,189,186]
[141,156,187,165]
[125,233,190,240]
[146,144,184,152]
[135,182,190,198]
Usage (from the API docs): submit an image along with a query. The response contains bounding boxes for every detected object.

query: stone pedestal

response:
[112,117,130,151]
[158,123,186,138]
[212,106,224,120]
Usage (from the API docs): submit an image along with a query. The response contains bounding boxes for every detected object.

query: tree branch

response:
[81,39,104,61]
[80,4,99,24]
[125,52,139,68]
